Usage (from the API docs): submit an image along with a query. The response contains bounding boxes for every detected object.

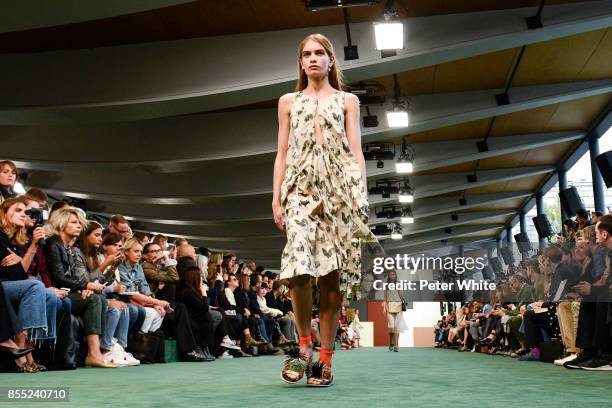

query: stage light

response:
[306,0,375,12]
[396,137,414,173]
[399,179,413,203]
[374,0,403,50]
[395,153,412,173]
[386,106,409,128]
[377,160,384,169]
[401,207,414,224]
[391,224,403,240]
[386,74,409,128]
[374,22,403,50]
[399,187,413,203]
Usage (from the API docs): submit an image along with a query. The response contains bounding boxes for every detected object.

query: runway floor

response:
[0,347,610,407]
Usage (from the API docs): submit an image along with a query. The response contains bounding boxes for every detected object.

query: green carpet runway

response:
[1,348,610,407]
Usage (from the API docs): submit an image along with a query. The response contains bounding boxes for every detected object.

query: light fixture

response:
[306,0,376,12]
[377,160,384,169]
[401,206,414,224]
[386,74,409,128]
[374,0,404,50]
[13,181,26,194]
[399,178,413,203]
[391,223,403,240]
[395,137,414,173]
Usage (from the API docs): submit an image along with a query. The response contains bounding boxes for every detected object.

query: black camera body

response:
[24,207,47,246]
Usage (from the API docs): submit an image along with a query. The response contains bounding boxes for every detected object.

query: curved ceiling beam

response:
[382,225,504,249]
[27,165,553,202]
[5,127,583,175]
[372,210,515,234]
[0,1,197,33]
[1,2,610,124]
[66,191,529,227]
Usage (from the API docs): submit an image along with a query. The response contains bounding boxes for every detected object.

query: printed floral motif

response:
[280,91,377,294]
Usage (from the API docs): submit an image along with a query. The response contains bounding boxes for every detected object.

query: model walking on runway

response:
[272,34,376,387]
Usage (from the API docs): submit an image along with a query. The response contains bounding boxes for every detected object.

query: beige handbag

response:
[387,301,403,314]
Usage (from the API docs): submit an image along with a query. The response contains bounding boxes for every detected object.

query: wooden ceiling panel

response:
[512,29,607,86]
[415,161,476,175]
[477,140,577,170]
[461,215,514,226]
[432,48,518,93]
[490,105,559,136]
[0,0,592,53]
[464,173,547,194]
[464,197,529,211]
[576,28,612,81]
[370,66,436,97]
[547,93,612,130]
[405,118,491,143]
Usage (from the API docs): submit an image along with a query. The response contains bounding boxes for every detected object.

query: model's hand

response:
[272,201,285,232]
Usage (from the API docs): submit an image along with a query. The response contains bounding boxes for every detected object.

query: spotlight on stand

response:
[374,0,403,51]
[395,137,414,173]
[401,206,414,224]
[398,178,413,203]
[390,223,403,240]
[305,0,376,12]
[386,74,409,128]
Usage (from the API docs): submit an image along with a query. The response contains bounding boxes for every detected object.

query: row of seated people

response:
[434,215,612,371]
[0,162,303,372]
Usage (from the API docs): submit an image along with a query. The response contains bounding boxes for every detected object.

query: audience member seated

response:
[99,233,146,334]
[142,242,179,303]
[0,197,55,372]
[44,206,115,368]
[106,214,132,242]
[75,221,139,367]
[117,238,168,334]
[0,161,18,204]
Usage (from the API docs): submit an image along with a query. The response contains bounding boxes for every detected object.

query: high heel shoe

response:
[0,345,34,359]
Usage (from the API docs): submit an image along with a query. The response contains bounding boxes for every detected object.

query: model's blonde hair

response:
[0,196,29,246]
[47,206,88,237]
[295,34,344,92]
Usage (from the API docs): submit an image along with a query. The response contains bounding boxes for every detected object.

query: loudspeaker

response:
[559,186,585,215]
[514,232,533,253]
[489,257,503,274]
[532,214,555,238]
[595,150,612,188]
[500,246,515,266]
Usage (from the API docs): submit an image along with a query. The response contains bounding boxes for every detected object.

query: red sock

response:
[299,335,313,348]
[319,348,334,368]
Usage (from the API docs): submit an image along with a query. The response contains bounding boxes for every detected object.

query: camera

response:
[24,207,48,246]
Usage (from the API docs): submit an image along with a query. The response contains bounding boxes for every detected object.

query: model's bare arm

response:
[344,93,367,194]
[272,93,293,232]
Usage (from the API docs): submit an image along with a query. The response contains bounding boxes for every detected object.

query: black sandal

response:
[307,361,334,387]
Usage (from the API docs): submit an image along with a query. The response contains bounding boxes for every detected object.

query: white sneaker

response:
[220,350,233,359]
[122,351,141,366]
[103,351,128,367]
[220,336,240,350]
[554,353,578,366]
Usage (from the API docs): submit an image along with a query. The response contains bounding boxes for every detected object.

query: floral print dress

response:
[280,90,376,289]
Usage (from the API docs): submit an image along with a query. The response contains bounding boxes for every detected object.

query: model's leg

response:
[281,274,313,384]
[306,270,338,386]
[289,274,312,337]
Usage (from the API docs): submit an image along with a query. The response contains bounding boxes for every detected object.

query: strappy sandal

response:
[306,361,334,387]
[280,346,312,384]
[17,361,39,373]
